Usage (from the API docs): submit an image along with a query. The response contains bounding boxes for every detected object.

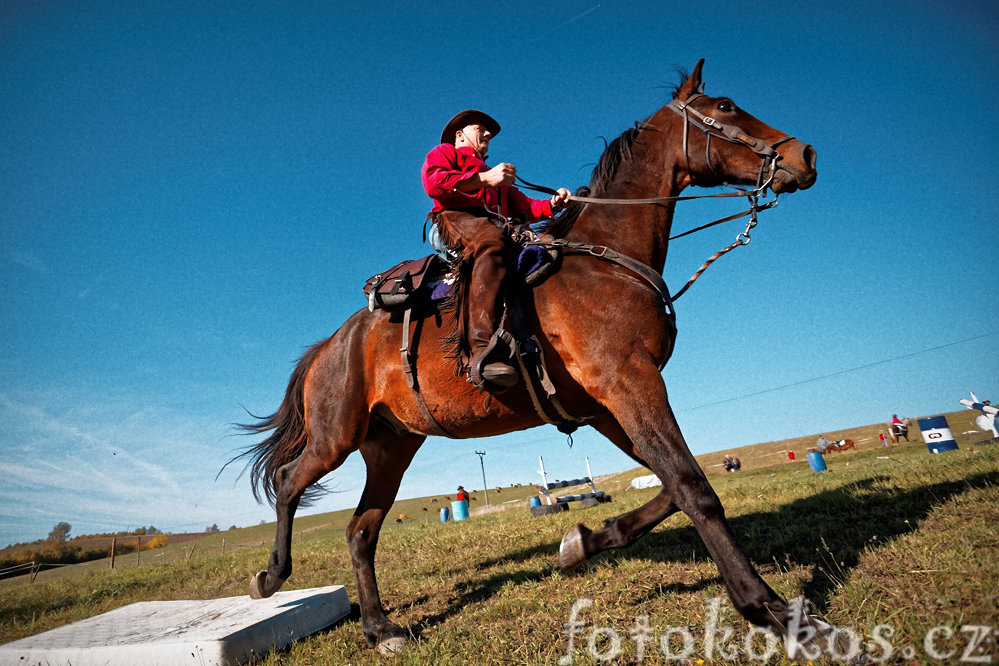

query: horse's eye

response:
[718,100,734,113]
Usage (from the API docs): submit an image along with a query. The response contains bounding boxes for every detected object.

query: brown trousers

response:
[433,209,507,357]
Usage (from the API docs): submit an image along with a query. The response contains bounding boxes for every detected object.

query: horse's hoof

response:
[559,524,590,571]
[376,636,408,656]
[248,570,271,599]
[782,599,870,661]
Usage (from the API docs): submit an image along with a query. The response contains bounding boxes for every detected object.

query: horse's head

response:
[664,59,817,194]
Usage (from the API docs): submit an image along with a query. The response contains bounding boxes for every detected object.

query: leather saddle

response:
[362,244,560,314]
[360,243,579,437]
[362,255,451,313]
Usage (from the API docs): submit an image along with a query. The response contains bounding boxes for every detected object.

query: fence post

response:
[136,535,141,565]
[221,538,225,556]
[110,537,116,570]
[30,561,39,583]
[186,543,197,561]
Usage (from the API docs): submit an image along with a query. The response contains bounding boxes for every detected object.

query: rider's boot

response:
[466,252,518,390]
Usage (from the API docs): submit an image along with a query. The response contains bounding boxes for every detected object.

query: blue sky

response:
[2,1,997,546]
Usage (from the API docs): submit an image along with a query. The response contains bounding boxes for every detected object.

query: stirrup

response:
[469,330,519,392]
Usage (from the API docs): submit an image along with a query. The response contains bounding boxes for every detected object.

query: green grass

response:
[2,411,997,664]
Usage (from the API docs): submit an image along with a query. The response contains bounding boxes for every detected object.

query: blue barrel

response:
[451,499,469,521]
[918,415,958,454]
[529,496,541,508]
[807,451,827,472]
[439,507,450,522]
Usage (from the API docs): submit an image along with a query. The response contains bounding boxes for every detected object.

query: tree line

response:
[1,522,173,579]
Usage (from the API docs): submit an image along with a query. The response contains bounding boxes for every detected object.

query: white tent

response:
[630,474,662,489]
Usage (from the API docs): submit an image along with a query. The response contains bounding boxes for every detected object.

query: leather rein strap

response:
[539,239,675,320]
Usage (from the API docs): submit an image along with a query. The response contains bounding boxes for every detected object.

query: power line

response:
[680,329,999,412]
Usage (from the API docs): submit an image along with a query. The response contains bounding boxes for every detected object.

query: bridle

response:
[666,92,795,192]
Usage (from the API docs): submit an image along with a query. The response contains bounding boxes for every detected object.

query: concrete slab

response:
[0,585,350,666]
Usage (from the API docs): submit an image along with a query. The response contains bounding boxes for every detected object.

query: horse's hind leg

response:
[560,415,681,570]
[347,431,425,655]
[250,433,359,599]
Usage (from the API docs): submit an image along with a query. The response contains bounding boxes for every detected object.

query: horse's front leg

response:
[593,375,790,629]
[559,414,681,570]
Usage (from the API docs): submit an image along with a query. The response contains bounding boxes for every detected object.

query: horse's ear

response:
[674,58,705,99]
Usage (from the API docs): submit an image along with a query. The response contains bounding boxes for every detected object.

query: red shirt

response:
[422,143,552,220]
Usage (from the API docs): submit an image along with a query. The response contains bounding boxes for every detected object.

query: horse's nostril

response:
[802,144,817,171]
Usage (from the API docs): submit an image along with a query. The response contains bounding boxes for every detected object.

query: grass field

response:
[2,410,997,664]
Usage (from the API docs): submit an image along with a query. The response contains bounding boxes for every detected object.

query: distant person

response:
[787,450,796,461]
[816,436,831,452]
[879,430,888,448]
[456,486,468,502]
[889,414,910,443]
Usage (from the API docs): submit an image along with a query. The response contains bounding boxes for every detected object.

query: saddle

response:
[361,235,579,436]
[362,255,451,312]
[362,230,561,315]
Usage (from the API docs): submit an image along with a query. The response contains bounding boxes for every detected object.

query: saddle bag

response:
[362,255,444,312]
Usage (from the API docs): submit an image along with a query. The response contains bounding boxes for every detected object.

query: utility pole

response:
[475,450,489,507]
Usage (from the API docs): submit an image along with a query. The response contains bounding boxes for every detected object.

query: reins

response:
[516,94,792,302]
[517,174,778,302]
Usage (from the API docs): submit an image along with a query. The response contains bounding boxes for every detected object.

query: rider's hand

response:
[550,187,571,211]
[479,163,517,187]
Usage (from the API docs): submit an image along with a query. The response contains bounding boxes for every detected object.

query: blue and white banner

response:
[917,416,958,453]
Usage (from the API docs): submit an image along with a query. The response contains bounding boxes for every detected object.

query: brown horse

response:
[235,60,820,655]
[823,439,857,453]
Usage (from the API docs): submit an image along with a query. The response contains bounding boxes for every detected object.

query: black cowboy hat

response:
[440,109,500,145]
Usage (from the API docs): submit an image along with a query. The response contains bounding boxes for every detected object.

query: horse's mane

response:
[539,123,644,238]
[541,69,691,239]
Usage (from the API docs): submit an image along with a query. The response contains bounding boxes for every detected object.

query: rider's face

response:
[457,124,491,158]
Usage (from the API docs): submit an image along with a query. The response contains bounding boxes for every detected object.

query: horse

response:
[823,439,857,453]
[888,418,910,443]
[234,59,821,656]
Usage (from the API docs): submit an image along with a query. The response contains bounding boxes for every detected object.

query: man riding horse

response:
[421,109,571,390]
[239,61,827,657]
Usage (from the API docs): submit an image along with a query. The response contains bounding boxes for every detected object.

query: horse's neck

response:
[567,123,685,272]
[569,200,677,272]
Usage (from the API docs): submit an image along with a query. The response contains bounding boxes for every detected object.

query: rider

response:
[422,109,570,390]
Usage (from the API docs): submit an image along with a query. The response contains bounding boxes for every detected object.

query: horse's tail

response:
[228,340,327,507]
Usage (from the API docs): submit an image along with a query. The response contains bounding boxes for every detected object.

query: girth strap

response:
[531,240,677,372]
[496,328,583,434]
[400,308,454,438]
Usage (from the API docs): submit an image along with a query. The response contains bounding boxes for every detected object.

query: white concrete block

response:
[0,585,350,665]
